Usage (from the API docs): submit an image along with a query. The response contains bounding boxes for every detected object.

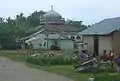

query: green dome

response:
[43,10,62,20]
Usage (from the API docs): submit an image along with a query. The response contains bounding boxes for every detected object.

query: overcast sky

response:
[0,0,120,25]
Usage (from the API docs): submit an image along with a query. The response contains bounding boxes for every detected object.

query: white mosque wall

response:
[25,33,75,50]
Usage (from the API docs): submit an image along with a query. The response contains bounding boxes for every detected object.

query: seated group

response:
[77,50,114,62]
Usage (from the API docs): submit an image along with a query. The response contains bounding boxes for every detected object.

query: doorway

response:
[93,36,99,56]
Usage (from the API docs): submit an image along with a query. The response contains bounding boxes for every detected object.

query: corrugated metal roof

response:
[27,24,81,35]
[26,25,44,33]
[77,17,120,35]
[42,24,81,32]
[45,34,66,39]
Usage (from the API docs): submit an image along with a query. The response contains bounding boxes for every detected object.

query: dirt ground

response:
[0,57,73,81]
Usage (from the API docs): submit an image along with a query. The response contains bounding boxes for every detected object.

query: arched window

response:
[76,36,81,39]
[70,36,75,40]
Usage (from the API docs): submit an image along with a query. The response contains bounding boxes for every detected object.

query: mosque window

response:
[70,36,75,39]
[76,36,81,39]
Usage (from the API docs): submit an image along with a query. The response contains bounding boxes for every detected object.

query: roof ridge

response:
[78,17,120,35]
[104,17,120,20]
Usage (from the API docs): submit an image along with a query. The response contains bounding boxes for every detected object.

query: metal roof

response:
[27,24,81,35]
[45,34,66,40]
[77,17,120,35]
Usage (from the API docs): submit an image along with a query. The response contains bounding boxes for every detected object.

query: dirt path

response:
[0,57,73,81]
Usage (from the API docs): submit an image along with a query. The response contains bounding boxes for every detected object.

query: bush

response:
[27,57,40,65]
[26,55,75,66]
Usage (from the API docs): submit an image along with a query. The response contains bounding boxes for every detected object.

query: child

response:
[92,54,99,76]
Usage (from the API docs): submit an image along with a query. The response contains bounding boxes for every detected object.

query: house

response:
[23,6,81,50]
[77,17,120,56]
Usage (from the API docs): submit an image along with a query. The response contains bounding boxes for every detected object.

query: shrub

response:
[27,57,39,65]
[27,54,75,66]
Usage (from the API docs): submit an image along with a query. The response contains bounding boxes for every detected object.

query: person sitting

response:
[100,50,109,61]
[75,50,89,68]
[108,51,114,61]
[80,50,89,60]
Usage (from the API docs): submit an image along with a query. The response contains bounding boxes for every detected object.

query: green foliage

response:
[0,11,46,49]
[27,10,46,27]
[26,54,75,66]
[0,10,88,49]
[66,19,88,31]
[37,65,91,81]
[1,51,119,81]
[0,50,26,61]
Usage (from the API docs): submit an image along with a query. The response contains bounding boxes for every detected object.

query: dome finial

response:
[51,5,53,10]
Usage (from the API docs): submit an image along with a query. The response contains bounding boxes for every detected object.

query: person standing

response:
[92,54,99,76]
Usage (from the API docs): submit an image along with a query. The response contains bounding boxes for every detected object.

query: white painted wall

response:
[47,39,74,50]
[26,33,74,50]
[35,34,45,38]
[25,34,47,49]
[60,40,74,50]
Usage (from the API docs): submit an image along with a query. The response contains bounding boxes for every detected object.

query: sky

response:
[0,0,120,25]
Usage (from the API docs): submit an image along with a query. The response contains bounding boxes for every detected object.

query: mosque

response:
[24,6,82,50]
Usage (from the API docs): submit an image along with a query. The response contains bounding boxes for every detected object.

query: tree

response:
[27,10,46,27]
[0,19,14,49]
[66,19,88,31]
[0,10,46,49]
[0,10,89,49]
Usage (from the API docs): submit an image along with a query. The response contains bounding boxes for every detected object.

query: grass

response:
[42,66,92,81]
[0,50,120,81]
[0,50,92,81]
[26,63,92,81]
[27,63,120,81]
[94,74,120,81]
[0,50,26,62]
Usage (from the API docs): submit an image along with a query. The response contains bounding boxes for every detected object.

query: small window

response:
[70,36,75,39]
[53,40,58,46]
